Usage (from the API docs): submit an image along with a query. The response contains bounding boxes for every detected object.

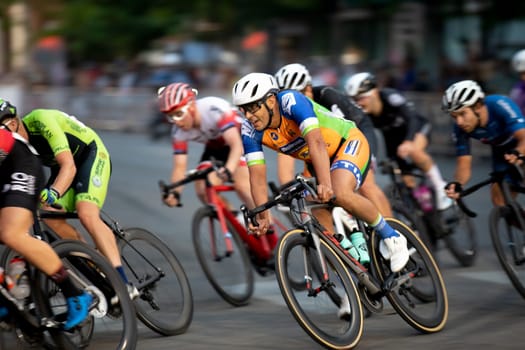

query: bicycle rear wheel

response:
[490,205,525,299]
[119,227,194,335]
[370,218,448,333]
[192,206,254,306]
[275,229,363,350]
[48,240,138,350]
[440,204,477,267]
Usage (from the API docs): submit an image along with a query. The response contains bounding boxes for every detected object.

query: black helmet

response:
[0,99,17,122]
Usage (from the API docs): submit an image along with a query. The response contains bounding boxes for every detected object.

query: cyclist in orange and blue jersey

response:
[0,123,91,330]
[232,73,409,273]
[442,80,525,206]
[274,63,392,218]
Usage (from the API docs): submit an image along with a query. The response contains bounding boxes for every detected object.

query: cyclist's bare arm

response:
[221,127,243,179]
[504,129,525,165]
[52,150,76,196]
[248,163,271,234]
[163,153,188,207]
[446,155,472,199]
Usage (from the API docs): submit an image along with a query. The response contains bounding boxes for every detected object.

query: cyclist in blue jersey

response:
[510,49,525,116]
[442,80,525,206]
[232,72,409,273]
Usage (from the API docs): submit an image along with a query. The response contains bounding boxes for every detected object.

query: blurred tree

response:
[55,0,337,65]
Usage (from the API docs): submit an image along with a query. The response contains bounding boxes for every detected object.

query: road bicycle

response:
[159,159,291,307]
[242,174,448,349]
[5,206,194,341]
[380,159,477,267]
[0,238,137,349]
[456,170,525,299]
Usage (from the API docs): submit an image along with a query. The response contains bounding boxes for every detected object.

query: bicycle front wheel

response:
[0,251,79,349]
[275,229,363,350]
[48,240,138,350]
[490,206,525,299]
[119,227,194,335]
[192,206,254,306]
[390,200,432,249]
[441,204,477,267]
[370,218,448,333]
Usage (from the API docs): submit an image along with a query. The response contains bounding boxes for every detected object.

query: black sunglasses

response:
[239,94,271,115]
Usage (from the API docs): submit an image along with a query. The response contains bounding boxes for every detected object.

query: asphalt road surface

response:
[2,130,524,350]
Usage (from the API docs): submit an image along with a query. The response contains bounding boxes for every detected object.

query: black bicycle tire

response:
[51,240,138,350]
[192,206,254,306]
[119,227,194,335]
[370,218,448,333]
[275,229,364,350]
[0,248,78,350]
[442,208,477,267]
[390,200,433,250]
[489,206,525,299]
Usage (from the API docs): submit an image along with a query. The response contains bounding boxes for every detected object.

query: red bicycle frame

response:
[206,183,275,262]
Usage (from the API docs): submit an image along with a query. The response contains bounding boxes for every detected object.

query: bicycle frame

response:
[460,172,525,264]
[36,209,165,291]
[160,160,286,265]
[206,182,273,261]
[244,177,383,297]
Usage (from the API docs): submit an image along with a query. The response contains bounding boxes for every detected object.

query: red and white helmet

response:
[157,83,198,113]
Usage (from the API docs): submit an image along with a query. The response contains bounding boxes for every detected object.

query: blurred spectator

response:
[510,49,525,115]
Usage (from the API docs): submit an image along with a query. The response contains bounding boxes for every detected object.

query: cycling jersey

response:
[510,80,525,116]
[312,85,378,156]
[0,131,44,211]
[21,109,111,211]
[242,90,370,188]
[372,88,429,139]
[453,95,525,175]
[171,96,242,154]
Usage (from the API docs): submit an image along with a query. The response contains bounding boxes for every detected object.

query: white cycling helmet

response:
[274,63,312,91]
[344,72,377,97]
[442,80,485,112]
[232,73,279,106]
[511,49,525,73]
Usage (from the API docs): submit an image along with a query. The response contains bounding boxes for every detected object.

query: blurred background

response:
[0,0,523,153]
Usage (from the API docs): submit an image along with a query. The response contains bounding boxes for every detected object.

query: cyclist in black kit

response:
[0,123,91,330]
[345,72,452,210]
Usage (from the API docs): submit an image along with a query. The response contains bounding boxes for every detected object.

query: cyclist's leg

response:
[358,165,393,217]
[331,130,409,272]
[73,141,134,293]
[0,157,90,330]
[409,130,451,210]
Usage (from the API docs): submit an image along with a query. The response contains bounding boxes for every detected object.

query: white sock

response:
[426,164,451,209]
[425,164,447,193]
